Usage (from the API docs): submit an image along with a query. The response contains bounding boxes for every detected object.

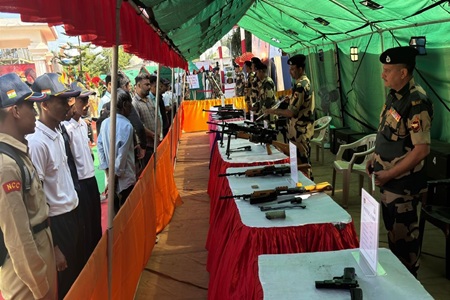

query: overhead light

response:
[350,47,358,62]
[410,36,427,55]
[271,37,280,43]
[360,0,383,10]
[314,17,330,26]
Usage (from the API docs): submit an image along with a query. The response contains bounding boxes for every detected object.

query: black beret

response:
[254,62,267,71]
[287,54,306,67]
[379,46,418,65]
[251,57,262,65]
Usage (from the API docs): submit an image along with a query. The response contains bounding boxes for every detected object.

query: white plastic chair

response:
[332,133,377,208]
[310,116,332,163]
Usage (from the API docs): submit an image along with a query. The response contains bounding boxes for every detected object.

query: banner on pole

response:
[187,75,200,89]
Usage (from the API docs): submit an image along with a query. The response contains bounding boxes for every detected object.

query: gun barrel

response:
[219,194,247,200]
[315,280,358,289]
[218,172,245,177]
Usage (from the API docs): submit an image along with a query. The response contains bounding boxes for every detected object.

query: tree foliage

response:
[54,43,132,80]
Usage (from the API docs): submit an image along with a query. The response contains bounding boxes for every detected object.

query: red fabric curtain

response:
[0,0,187,69]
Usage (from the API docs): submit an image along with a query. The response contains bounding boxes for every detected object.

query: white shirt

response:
[63,118,95,180]
[163,91,174,107]
[27,121,79,217]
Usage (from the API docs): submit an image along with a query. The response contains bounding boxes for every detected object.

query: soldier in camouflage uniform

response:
[244,61,254,114]
[249,57,262,112]
[183,73,190,100]
[211,68,222,99]
[367,46,433,277]
[234,64,245,97]
[265,54,314,166]
[254,62,276,118]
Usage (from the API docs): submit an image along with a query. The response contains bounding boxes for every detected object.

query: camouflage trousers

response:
[381,190,421,276]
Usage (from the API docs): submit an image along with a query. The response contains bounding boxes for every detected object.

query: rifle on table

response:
[203,108,245,120]
[259,195,306,211]
[219,164,311,177]
[315,267,363,300]
[219,182,332,205]
[207,121,279,158]
[214,122,279,156]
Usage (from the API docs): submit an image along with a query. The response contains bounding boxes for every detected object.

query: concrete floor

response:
[136,132,450,299]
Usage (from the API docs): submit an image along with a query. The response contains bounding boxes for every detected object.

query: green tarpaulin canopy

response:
[136,0,450,142]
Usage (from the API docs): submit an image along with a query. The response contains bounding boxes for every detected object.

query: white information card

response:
[359,188,380,276]
[289,142,298,184]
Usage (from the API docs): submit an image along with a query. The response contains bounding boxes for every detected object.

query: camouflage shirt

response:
[373,78,433,195]
[245,72,256,105]
[212,73,222,98]
[235,71,245,96]
[287,74,314,157]
[256,76,276,113]
[184,82,190,100]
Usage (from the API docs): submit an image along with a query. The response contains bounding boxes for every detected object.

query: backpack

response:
[0,142,31,267]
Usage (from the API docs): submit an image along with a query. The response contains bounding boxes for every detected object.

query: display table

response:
[207,138,289,222]
[206,165,359,300]
[258,248,433,300]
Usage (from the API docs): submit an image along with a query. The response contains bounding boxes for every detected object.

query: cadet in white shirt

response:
[63,82,102,263]
[26,73,82,300]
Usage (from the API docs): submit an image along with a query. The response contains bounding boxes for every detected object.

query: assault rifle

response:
[203,108,245,120]
[315,267,363,300]
[210,121,279,156]
[259,195,306,211]
[218,164,311,177]
[219,182,332,205]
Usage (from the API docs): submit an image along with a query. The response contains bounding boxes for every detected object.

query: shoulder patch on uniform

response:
[411,100,421,106]
[411,115,421,133]
[2,180,21,193]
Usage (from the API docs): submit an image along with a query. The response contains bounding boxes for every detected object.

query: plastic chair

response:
[418,178,450,279]
[331,133,377,208]
[310,116,332,163]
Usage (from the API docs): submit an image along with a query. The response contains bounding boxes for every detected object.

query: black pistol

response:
[315,267,363,300]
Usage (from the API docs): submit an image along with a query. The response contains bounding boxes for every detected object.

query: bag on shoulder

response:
[0,142,31,267]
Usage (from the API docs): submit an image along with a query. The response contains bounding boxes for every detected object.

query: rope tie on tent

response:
[404,0,450,19]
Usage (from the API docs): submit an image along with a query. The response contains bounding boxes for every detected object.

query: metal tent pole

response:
[153,63,161,170]
[107,1,122,300]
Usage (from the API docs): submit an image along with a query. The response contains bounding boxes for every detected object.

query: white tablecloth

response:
[258,248,433,300]
[218,138,288,163]
[226,165,352,228]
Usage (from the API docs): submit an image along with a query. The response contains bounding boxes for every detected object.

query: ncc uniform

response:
[287,74,314,162]
[0,134,57,299]
[373,78,433,274]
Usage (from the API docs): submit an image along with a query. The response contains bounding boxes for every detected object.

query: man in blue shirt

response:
[97,89,136,213]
